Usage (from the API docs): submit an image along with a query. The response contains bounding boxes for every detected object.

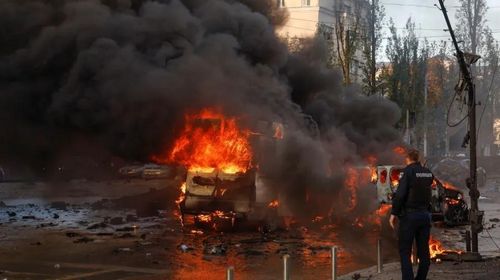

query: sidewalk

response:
[339,258,500,280]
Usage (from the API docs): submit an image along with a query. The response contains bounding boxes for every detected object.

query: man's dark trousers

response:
[399,211,431,280]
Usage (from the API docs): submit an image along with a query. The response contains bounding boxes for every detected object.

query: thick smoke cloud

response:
[0,0,402,217]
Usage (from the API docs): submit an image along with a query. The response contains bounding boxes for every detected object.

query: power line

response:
[288,17,500,33]
[282,24,317,32]
[381,2,458,8]
[382,2,500,9]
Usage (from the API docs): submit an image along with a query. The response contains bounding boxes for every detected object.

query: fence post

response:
[377,239,383,273]
[283,254,290,280]
[226,266,234,280]
[331,246,337,280]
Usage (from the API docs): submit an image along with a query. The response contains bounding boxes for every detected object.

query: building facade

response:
[277,0,371,84]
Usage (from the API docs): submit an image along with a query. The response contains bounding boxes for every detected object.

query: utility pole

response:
[437,0,483,258]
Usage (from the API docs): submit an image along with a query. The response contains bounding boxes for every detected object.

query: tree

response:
[425,42,458,156]
[455,0,488,54]
[333,1,364,85]
[361,0,385,96]
[380,18,430,147]
[455,0,500,155]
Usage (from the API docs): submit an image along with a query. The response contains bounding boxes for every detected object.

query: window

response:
[302,0,311,6]
[278,0,285,7]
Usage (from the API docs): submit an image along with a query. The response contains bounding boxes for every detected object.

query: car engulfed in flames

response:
[180,168,256,223]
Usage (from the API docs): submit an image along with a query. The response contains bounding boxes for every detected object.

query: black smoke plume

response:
[0,0,402,217]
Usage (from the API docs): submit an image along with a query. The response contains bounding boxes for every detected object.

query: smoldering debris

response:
[0,0,402,218]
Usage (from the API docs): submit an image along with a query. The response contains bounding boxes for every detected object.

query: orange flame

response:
[429,236,446,258]
[376,204,392,216]
[344,167,359,211]
[428,236,463,259]
[161,108,252,174]
[175,182,187,205]
[441,180,460,191]
[268,199,279,208]
[370,167,378,184]
[273,122,284,139]
[393,146,406,155]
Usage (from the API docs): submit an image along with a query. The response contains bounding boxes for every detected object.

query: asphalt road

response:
[0,178,499,279]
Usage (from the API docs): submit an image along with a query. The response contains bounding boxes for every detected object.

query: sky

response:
[381,0,500,59]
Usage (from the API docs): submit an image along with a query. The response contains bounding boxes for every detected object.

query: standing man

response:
[389,149,434,280]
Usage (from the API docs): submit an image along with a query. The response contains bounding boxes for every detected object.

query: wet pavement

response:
[1,178,499,279]
[0,179,396,279]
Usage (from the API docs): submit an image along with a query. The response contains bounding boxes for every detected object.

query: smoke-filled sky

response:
[0,0,404,216]
[382,0,500,60]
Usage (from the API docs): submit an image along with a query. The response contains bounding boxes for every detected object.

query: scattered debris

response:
[204,244,227,256]
[54,264,61,269]
[30,241,42,246]
[490,218,500,223]
[53,213,60,219]
[352,273,361,280]
[22,215,36,220]
[179,244,193,252]
[0,201,6,207]
[7,212,16,217]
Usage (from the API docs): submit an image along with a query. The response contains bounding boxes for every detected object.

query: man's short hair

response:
[406,148,420,162]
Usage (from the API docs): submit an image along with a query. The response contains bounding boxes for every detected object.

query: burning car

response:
[155,109,279,229]
[179,168,257,227]
[374,165,469,226]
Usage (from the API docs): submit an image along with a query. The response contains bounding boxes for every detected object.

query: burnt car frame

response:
[374,165,469,226]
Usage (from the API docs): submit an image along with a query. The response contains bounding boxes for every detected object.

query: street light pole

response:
[437,0,483,256]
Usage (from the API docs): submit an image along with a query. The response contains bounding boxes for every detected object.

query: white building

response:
[277,0,371,84]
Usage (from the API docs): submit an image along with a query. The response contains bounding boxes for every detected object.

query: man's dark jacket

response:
[391,162,434,216]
